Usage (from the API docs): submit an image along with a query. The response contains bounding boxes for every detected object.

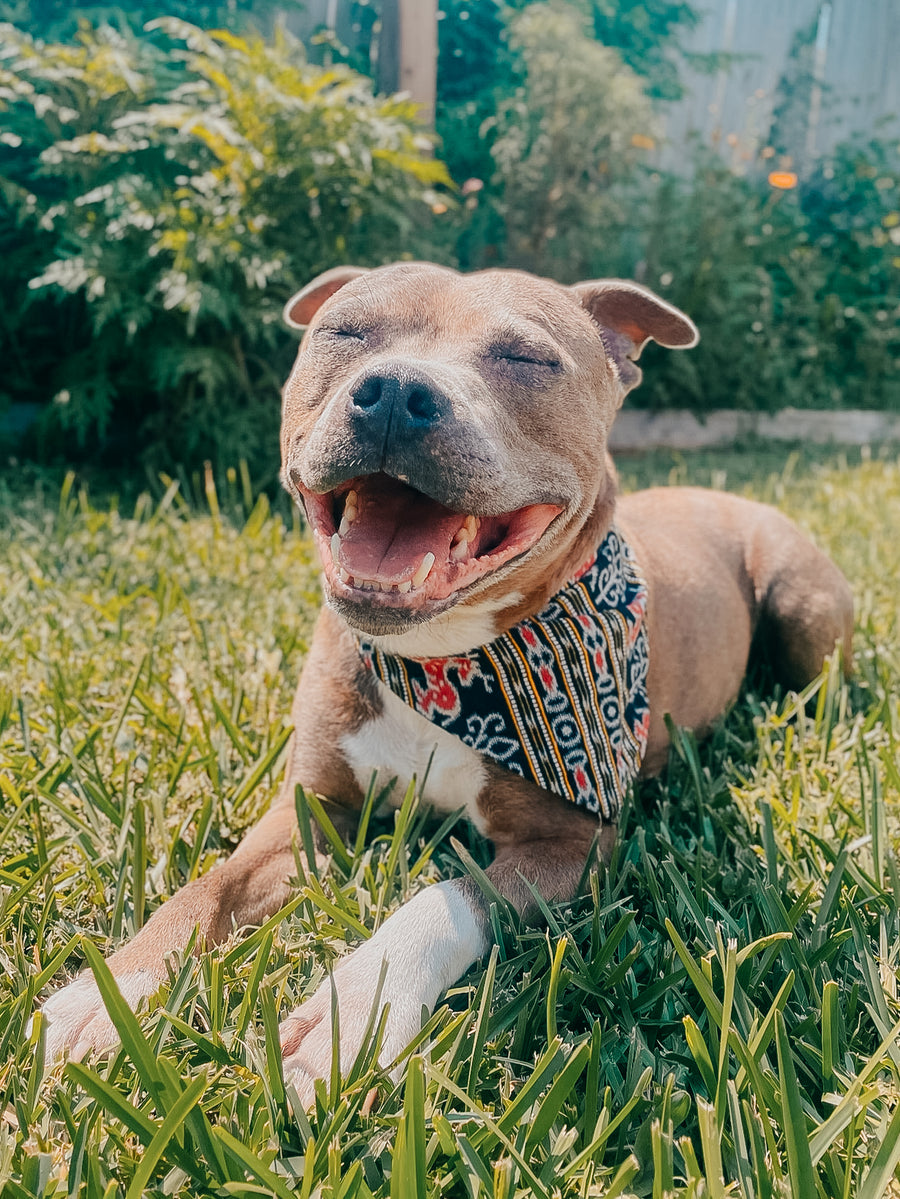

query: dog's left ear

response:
[571,280,698,393]
[283,265,370,331]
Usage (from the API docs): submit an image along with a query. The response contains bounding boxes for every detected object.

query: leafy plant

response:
[0,18,448,474]
[626,141,900,413]
[474,2,657,280]
[0,0,301,42]
[583,0,699,101]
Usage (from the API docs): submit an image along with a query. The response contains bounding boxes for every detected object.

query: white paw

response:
[41,969,161,1065]
[279,880,487,1106]
[279,952,425,1106]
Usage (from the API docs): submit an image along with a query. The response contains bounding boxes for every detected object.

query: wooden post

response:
[398,0,438,125]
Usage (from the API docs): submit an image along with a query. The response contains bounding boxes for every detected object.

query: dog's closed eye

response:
[487,341,562,372]
[316,324,367,341]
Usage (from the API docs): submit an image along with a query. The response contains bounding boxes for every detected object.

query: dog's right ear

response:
[283,266,370,331]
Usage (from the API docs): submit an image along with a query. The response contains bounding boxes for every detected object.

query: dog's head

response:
[281,262,696,653]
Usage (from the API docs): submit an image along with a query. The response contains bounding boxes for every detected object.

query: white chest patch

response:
[341,683,488,832]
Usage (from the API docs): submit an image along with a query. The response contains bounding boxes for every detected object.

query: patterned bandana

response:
[358,527,650,821]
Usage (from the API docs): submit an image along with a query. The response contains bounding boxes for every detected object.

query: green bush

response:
[2,6,898,474]
[628,144,900,412]
[0,0,297,39]
[0,18,448,475]
[447,2,656,280]
[433,2,899,415]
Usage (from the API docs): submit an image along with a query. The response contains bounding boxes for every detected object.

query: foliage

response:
[1,446,900,1195]
[434,0,508,190]
[507,0,699,101]
[622,141,900,412]
[433,0,700,272]
[1,1,898,471]
[0,0,299,41]
[468,3,656,280]
[0,19,448,475]
[584,0,699,101]
[324,0,696,266]
[767,14,821,167]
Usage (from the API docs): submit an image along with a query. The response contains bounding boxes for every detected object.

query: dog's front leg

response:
[280,777,605,1104]
[279,875,490,1099]
[41,611,371,1063]
[40,799,347,1063]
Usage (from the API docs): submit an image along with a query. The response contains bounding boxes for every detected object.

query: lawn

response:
[1,445,899,1198]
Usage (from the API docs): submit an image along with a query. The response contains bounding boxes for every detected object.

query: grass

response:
[0,443,899,1198]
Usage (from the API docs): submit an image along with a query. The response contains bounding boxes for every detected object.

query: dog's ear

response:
[283,266,370,330]
[571,280,698,393]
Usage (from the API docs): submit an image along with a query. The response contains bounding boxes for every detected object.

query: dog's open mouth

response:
[299,473,562,609]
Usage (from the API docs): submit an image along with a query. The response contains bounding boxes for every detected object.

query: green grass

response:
[1,444,899,1198]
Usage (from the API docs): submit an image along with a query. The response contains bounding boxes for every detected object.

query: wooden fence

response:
[657,0,900,173]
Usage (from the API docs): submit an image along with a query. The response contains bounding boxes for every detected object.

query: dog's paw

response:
[280,944,427,1106]
[41,969,160,1065]
[279,880,488,1106]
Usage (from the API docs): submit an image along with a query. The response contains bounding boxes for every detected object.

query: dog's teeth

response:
[330,533,341,565]
[452,517,478,546]
[341,491,358,532]
[397,580,412,593]
[450,538,469,561]
[339,568,351,584]
[411,552,435,588]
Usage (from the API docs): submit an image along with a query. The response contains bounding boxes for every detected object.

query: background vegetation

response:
[1,0,898,479]
[0,16,447,476]
[1,446,899,1196]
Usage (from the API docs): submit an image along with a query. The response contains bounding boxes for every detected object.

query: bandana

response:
[358,527,650,821]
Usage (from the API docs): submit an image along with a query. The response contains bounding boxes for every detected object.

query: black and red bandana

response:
[358,527,650,821]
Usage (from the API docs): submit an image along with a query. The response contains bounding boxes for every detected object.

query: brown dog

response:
[43,263,853,1099]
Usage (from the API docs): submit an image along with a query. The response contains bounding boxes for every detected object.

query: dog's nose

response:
[350,372,442,428]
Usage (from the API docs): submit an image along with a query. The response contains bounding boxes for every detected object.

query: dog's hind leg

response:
[746,506,854,690]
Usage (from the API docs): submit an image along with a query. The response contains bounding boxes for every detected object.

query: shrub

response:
[0,0,297,39]
[629,143,900,412]
[468,3,657,281]
[434,2,899,415]
[0,19,448,475]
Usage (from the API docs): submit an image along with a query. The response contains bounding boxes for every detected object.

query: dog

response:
[42,262,853,1100]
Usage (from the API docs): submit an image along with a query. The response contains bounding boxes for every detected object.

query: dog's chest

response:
[340,682,488,831]
[353,526,651,822]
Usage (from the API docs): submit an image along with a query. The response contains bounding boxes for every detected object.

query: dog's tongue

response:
[338,477,464,583]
